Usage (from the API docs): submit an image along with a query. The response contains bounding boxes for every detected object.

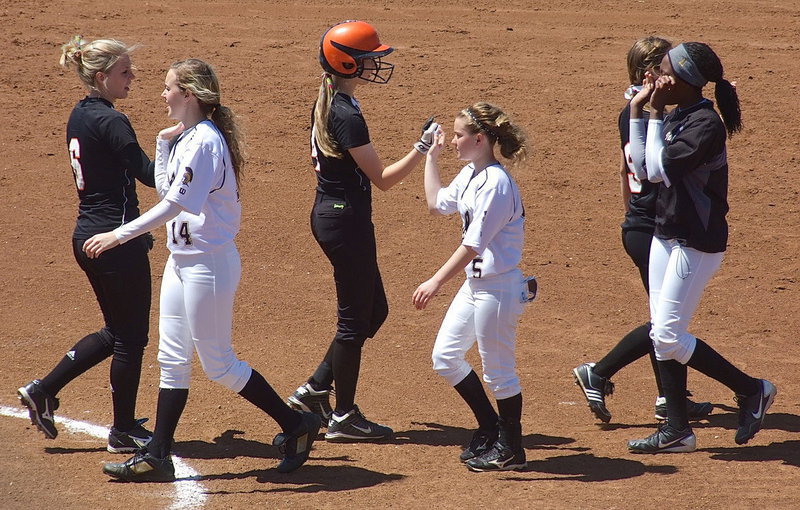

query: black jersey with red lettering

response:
[655,99,728,253]
[66,97,153,239]
[310,93,371,195]
[619,102,657,233]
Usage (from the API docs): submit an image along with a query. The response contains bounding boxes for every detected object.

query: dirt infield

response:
[2,1,799,508]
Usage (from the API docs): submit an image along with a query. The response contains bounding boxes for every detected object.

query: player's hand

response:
[630,74,655,109]
[649,75,675,112]
[412,278,441,310]
[82,232,120,259]
[426,127,446,160]
[413,117,440,155]
[158,122,185,141]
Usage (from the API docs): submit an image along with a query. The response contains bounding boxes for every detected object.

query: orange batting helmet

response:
[319,20,394,83]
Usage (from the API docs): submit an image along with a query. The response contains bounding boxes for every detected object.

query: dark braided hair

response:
[684,42,742,138]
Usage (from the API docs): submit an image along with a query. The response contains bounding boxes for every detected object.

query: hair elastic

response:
[323,73,334,90]
[464,108,499,138]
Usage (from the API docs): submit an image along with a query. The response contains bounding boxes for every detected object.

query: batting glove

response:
[413,117,439,154]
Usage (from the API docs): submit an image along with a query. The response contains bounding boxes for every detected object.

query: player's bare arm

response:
[349,143,423,191]
[412,245,478,310]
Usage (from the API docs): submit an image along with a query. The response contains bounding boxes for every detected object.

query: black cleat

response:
[654,397,713,421]
[17,380,59,439]
[628,422,696,453]
[734,379,776,445]
[107,418,153,453]
[572,363,614,423]
[273,411,321,473]
[466,441,526,472]
[460,427,499,463]
[287,383,333,425]
[324,405,393,442]
[103,449,176,482]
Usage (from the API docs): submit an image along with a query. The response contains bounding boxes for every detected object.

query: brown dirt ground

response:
[2,1,799,509]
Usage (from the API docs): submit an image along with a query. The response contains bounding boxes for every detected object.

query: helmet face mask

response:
[320,20,395,83]
[354,55,394,84]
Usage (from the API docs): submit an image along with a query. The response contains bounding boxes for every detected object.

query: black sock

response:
[309,340,335,390]
[497,392,523,425]
[40,331,114,395]
[453,371,498,430]
[110,343,145,431]
[332,341,361,414]
[148,388,189,459]
[687,339,759,395]
[497,394,523,451]
[648,348,664,397]
[593,323,651,379]
[657,360,689,430]
[239,369,301,432]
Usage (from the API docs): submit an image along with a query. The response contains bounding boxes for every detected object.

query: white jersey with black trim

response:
[435,162,524,279]
[156,119,241,255]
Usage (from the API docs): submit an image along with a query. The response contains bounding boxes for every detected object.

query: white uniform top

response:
[155,120,241,255]
[435,162,524,279]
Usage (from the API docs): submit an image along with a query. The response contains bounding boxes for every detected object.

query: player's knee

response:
[432,351,470,385]
[203,359,251,391]
[484,374,521,400]
[160,363,191,389]
[652,331,696,364]
[95,327,117,349]
[112,342,145,365]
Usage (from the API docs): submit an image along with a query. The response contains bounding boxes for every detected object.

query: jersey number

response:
[471,257,483,278]
[170,221,192,245]
[623,142,643,194]
[68,138,85,190]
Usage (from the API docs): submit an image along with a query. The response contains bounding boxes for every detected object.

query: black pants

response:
[72,236,151,348]
[311,191,388,346]
[621,228,652,294]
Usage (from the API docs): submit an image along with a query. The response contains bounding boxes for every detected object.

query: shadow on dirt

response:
[704,440,800,467]
[196,464,405,495]
[506,452,678,482]
[174,429,280,460]
[44,446,108,454]
[391,421,581,451]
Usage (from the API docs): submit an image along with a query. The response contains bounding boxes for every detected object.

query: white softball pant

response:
[158,244,252,392]
[648,237,724,364]
[432,269,525,400]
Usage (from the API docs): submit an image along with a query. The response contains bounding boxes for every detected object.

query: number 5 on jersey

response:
[171,221,192,245]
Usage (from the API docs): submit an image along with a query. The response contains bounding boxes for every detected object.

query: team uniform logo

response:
[182,167,194,185]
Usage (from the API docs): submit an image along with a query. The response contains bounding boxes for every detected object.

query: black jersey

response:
[655,99,728,253]
[619,102,657,233]
[311,93,371,195]
[66,97,153,239]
